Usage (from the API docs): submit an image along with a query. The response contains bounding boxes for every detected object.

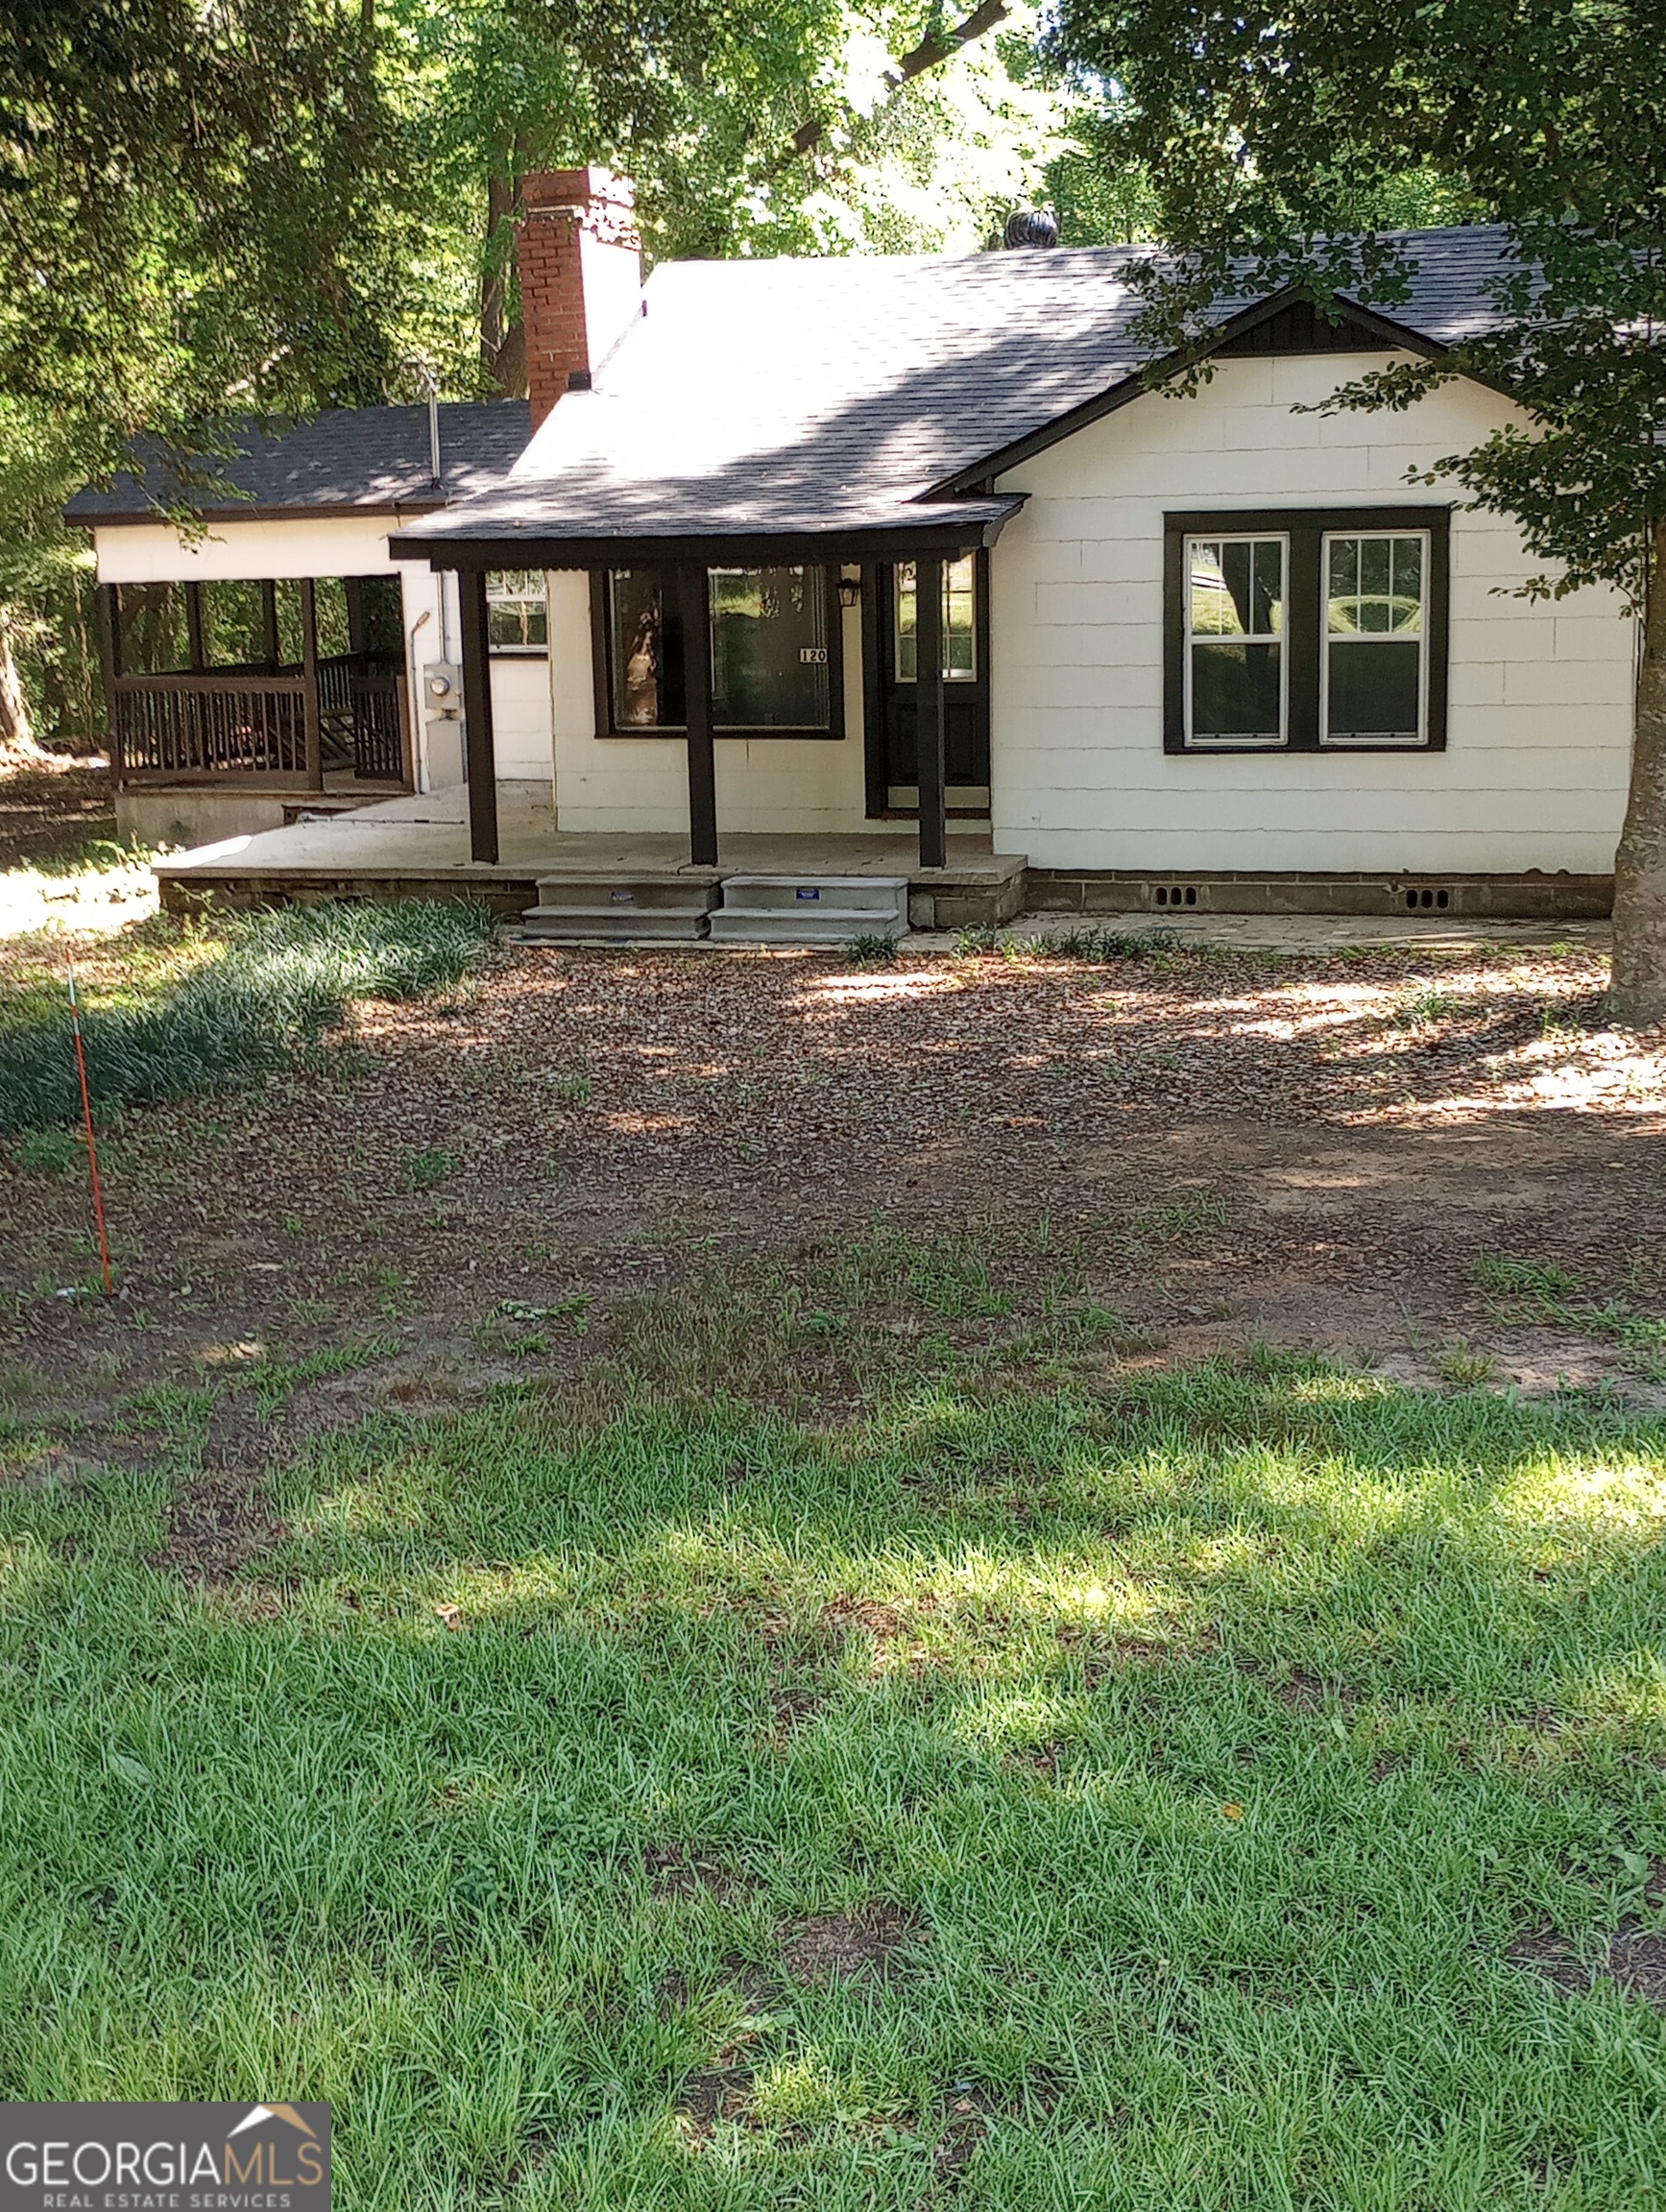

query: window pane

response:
[896,556,977,682]
[487,569,548,648]
[1390,537,1423,630]
[1326,638,1422,742]
[1192,641,1283,741]
[610,569,678,728]
[710,566,829,728]
[1327,534,1425,638]
[1189,539,1283,639]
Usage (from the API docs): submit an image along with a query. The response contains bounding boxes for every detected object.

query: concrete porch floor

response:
[152,780,1026,927]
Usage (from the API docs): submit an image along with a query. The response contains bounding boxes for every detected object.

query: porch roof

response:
[386,485,1024,568]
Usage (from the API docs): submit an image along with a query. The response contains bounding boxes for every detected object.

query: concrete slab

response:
[152,781,1022,923]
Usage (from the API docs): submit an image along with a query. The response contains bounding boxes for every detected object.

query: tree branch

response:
[788,1,1010,158]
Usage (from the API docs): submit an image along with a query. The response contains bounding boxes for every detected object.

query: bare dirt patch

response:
[778,1904,925,1987]
[0,757,117,873]
[5,940,1665,1527]
[1508,1919,1666,2008]
[673,2064,757,2140]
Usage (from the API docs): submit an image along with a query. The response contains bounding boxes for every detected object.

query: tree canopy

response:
[1052,0,1666,1020]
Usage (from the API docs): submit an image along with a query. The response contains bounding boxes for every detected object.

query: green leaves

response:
[1049,0,1666,598]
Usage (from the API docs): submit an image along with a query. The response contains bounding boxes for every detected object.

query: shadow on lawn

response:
[4,1342,1665,2209]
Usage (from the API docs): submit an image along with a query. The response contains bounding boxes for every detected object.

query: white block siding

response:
[545,574,904,837]
[987,354,1635,876]
[90,516,553,794]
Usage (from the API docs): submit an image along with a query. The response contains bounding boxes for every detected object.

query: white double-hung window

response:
[1321,531,1429,746]
[1184,535,1288,747]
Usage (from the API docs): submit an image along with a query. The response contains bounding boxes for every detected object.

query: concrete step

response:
[708,908,905,945]
[709,875,909,944]
[520,903,712,943]
[531,875,719,914]
[717,874,909,917]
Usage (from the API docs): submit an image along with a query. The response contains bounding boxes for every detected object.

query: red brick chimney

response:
[517,169,642,429]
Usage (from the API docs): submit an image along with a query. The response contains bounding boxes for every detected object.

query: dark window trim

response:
[1163,506,1449,755]
[588,565,846,740]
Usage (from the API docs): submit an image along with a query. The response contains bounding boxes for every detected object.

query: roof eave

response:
[387,504,1025,571]
[63,494,459,530]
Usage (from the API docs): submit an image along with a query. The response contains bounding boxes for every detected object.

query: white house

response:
[69,169,1630,931]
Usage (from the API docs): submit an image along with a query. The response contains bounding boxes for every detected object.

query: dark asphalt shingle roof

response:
[68,228,1518,547]
[64,401,532,522]
[393,224,1517,555]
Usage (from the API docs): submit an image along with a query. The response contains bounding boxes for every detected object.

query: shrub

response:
[844,932,900,968]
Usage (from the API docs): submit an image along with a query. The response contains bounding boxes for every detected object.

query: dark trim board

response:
[391,514,1019,571]
[1163,505,1450,755]
[927,286,1449,497]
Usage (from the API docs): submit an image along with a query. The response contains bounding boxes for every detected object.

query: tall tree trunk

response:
[480,162,529,398]
[1611,518,1666,1026]
[0,605,38,759]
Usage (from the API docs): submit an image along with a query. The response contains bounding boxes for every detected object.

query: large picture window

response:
[1322,532,1427,745]
[596,565,842,737]
[1184,536,1287,747]
[1164,507,1448,754]
[710,567,829,729]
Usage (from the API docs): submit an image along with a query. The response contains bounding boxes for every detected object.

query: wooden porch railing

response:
[109,658,411,788]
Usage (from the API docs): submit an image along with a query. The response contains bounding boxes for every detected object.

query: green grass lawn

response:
[3,1270,1665,2208]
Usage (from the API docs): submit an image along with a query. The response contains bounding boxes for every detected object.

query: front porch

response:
[151,781,1028,932]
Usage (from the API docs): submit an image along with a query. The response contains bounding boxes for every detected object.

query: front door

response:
[866,552,990,818]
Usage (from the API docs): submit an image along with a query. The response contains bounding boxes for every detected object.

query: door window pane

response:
[897,555,977,682]
[1324,534,1426,743]
[1185,537,1286,744]
[486,569,548,649]
[709,566,829,729]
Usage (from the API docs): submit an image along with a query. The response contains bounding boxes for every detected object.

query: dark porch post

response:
[679,564,717,867]
[458,566,501,864]
[299,577,325,791]
[97,584,123,778]
[914,551,947,871]
[185,579,207,671]
[260,580,280,668]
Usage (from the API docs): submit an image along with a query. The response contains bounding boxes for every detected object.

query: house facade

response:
[71,170,1631,923]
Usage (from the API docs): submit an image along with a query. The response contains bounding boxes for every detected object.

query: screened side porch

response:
[100,575,415,793]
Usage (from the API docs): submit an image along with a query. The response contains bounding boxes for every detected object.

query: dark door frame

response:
[860,547,991,822]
